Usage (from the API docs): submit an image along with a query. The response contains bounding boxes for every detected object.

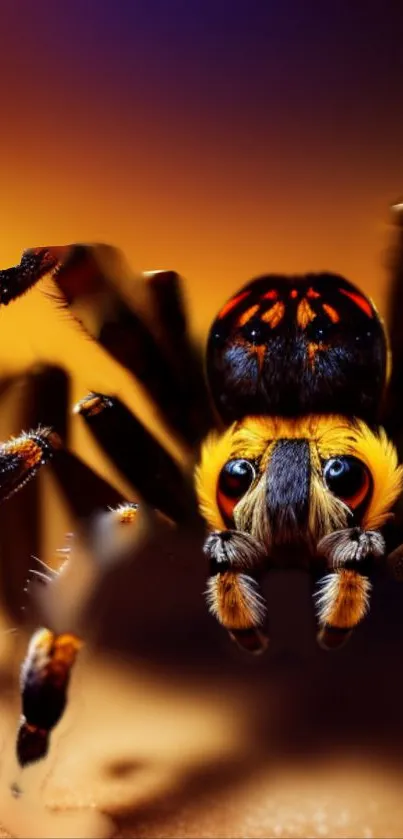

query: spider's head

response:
[207,273,389,426]
[195,415,403,555]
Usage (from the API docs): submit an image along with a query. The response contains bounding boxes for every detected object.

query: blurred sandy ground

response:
[0,242,403,838]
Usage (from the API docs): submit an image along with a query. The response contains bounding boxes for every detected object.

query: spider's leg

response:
[145,269,215,444]
[50,447,124,522]
[16,500,146,768]
[0,368,63,619]
[385,542,403,581]
[74,392,199,525]
[203,530,269,653]
[0,243,217,448]
[315,528,385,649]
[314,571,367,649]
[0,365,63,502]
[16,627,83,767]
[0,246,66,305]
[8,363,124,527]
[144,270,191,368]
[0,426,56,503]
[383,202,403,445]
[49,243,213,447]
[24,364,71,444]
[382,203,403,547]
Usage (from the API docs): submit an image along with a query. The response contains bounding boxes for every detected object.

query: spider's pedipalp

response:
[318,528,385,570]
[203,529,269,653]
[204,529,268,573]
[315,570,372,650]
[315,526,383,649]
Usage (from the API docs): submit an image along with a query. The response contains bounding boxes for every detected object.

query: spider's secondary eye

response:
[241,319,270,345]
[305,316,337,343]
[323,456,371,510]
[217,459,256,524]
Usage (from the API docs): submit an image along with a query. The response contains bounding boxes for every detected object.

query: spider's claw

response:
[16,720,50,768]
[317,625,353,650]
[229,628,269,655]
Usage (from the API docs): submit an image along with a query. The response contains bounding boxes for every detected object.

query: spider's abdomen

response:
[207,273,387,424]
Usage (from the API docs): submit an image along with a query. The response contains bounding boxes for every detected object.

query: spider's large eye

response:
[323,456,371,511]
[217,459,256,525]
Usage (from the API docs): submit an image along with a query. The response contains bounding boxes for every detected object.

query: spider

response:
[0,205,403,767]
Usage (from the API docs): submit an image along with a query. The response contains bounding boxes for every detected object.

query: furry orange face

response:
[196,415,403,547]
[196,415,403,651]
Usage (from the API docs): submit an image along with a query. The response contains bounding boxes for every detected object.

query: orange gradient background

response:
[0,1,402,356]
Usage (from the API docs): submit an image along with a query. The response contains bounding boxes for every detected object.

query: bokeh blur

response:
[0,3,403,837]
